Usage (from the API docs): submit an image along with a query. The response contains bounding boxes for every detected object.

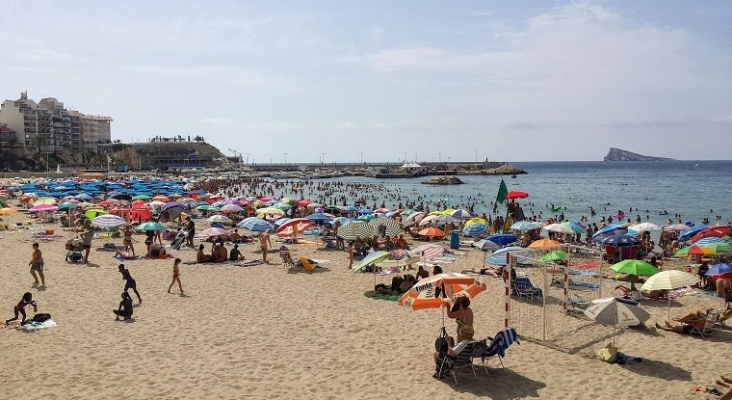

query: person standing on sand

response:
[260,230,272,263]
[81,225,95,263]
[29,242,45,286]
[185,216,195,247]
[122,225,135,256]
[168,258,184,294]
[118,264,142,303]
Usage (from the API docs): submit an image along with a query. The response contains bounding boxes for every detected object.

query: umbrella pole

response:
[667,296,671,323]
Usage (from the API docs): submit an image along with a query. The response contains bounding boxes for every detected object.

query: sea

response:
[277,161,732,228]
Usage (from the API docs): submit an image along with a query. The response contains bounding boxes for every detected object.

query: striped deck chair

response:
[690,310,719,337]
[479,328,520,374]
[512,277,543,301]
[437,341,479,385]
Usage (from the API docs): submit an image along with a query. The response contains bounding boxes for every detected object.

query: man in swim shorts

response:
[28,242,45,286]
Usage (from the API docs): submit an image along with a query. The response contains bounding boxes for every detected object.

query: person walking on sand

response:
[168,258,184,294]
[260,229,272,263]
[118,264,142,303]
[5,292,37,326]
[81,224,95,263]
[29,242,45,286]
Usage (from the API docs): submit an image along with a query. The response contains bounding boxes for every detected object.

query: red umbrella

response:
[506,190,529,199]
[130,208,152,222]
[691,226,731,243]
[418,227,446,238]
[276,218,313,238]
[98,200,117,207]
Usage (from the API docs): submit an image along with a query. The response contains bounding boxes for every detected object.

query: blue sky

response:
[1,1,731,162]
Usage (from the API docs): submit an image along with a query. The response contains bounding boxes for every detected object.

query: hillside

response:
[603,147,674,161]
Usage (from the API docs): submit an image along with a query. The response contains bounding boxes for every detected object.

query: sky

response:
[1,0,731,163]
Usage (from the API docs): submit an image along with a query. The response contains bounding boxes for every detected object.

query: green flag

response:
[496,178,508,204]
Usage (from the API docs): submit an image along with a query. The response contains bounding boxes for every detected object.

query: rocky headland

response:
[604,147,674,161]
[421,176,464,185]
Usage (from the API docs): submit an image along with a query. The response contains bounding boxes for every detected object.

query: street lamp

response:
[245,153,250,165]
[360,152,364,164]
[321,153,325,164]
[284,153,288,164]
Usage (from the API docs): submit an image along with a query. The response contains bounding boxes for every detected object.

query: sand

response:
[1,212,730,400]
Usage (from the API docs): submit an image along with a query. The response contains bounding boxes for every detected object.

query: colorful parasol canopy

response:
[398,273,487,310]
[276,218,314,238]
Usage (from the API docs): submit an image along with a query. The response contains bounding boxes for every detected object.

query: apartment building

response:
[0,92,112,154]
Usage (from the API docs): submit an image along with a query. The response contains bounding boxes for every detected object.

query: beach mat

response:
[114,256,142,261]
[364,291,400,302]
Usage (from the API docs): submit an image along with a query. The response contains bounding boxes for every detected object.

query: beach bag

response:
[597,343,618,363]
[32,313,51,323]
[434,327,449,353]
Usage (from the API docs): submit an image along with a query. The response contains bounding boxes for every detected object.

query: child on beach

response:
[5,292,38,326]
[118,264,142,303]
[168,258,184,294]
[29,242,45,286]
[113,292,134,321]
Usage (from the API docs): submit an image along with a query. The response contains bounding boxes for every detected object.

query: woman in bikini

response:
[122,225,135,256]
[260,230,272,263]
[446,296,474,342]
[168,258,184,294]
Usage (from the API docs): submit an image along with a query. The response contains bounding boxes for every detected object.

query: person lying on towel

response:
[374,274,416,295]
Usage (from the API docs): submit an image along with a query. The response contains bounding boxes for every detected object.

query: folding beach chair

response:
[279,246,298,273]
[690,310,719,337]
[437,341,479,385]
[512,277,543,301]
[479,328,520,374]
[298,257,318,273]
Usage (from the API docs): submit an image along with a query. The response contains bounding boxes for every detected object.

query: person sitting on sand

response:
[416,266,430,281]
[374,274,416,295]
[228,229,242,243]
[615,284,667,300]
[5,292,37,326]
[212,240,227,262]
[655,319,704,334]
[114,250,138,260]
[672,307,732,324]
[147,243,167,258]
[432,325,475,380]
[113,292,134,321]
[229,244,244,261]
[463,266,504,277]
[197,244,212,263]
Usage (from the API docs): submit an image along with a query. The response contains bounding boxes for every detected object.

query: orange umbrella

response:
[152,195,170,202]
[398,273,487,310]
[418,227,445,238]
[528,239,561,249]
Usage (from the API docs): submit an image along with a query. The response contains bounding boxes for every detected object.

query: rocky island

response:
[604,147,674,162]
[421,176,464,185]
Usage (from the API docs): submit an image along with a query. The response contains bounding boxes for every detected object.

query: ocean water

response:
[278,161,732,228]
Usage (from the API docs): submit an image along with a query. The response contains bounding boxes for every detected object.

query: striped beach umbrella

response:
[368,218,402,238]
[398,273,487,310]
[462,223,487,237]
[336,221,374,240]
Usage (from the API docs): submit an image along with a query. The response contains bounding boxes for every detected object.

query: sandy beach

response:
[0,210,730,400]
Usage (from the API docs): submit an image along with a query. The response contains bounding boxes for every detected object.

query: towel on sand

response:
[364,291,400,302]
[21,319,57,331]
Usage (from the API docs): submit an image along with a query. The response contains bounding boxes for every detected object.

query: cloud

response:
[370,25,386,42]
[124,65,293,88]
[470,11,494,17]
[339,122,357,128]
[199,118,233,125]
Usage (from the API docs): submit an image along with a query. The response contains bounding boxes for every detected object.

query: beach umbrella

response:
[465,217,487,226]
[148,200,165,208]
[132,194,151,201]
[97,200,117,207]
[540,250,567,262]
[0,207,18,215]
[706,263,732,277]
[698,242,732,253]
[678,225,708,242]
[368,218,402,238]
[562,221,586,234]
[90,214,126,229]
[641,270,700,321]
[374,208,391,214]
[418,227,445,238]
[358,208,373,214]
[528,239,561,249]
[337,221,375,240]
[342,205,358,212]
[592,225,629,242]
[256,207,284,216]
[609,259,660,291]
[130,208,152,222]
[506,190,529,199]
[306,213,333,222]
[276,218,314,238]
[29,204,59,212]
[58,202,78,211]
[331,216,352,226]
[695,237,731,246]
[486,246,528,266]
[462,223,487,237]
[221,204,244,213]
[403,211,425,227]
[32,197,57,206]
[543,223,576,235]
[675,245,715,257]
[398,273,487,311]
[691,226,732,243]
[450,209,475,219]
[412,243,445,260]
[486,233,517,245]
[352,251,392,273]
[84,209,107,219]
[152,195,170,202]
[273,218,292,228]
[237,217,273,233]
[629,222,662,232]
[358,214,375,221]
[472,239,498,251]
[206,215,231,225]
[600,234,642,247]
[196,204,221,213]
[135,222,165,231]
[664,224,689,231]
[198,227,230,238]
[584,297,650,345]
[511,221,540,231]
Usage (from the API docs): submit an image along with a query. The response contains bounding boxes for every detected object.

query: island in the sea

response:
[604,147,674,161]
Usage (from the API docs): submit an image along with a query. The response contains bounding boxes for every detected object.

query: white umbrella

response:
[664,224,689,231]
[90,214,126,228]
[584,297,650,345]
[542,223,575,234]
[403,211,425,227]
[641,270,699,321]
[206,215,231,225]
[629,222,662,231]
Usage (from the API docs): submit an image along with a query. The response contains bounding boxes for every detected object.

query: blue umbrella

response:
[274,218,292,227]
[450,209,476,219]
[486,246,529,265]
[331,217,352,226]
[486,234,518,245]
[463,223,487,237]
[706,263,732,276]
[307,213,333,222]
[237,217,273,233]
[696,237,731,245]
[343,205,358,212]
[592,225,628,242]
[564,221,586,234]
[358,208,373,214]
[679,225,708,242]
[510,221,539,231]
[600,234,642,247]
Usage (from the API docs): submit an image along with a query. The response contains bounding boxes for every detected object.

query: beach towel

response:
[569,270,600,277]
[236,260,265,267]
[431,257,457,264]
[144,253,173,260]
[114,255,142,261]
[21,319,57,331]
[28,234,65,241]
[364,291,400,302]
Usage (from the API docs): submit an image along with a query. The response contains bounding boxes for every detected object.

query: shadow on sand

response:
[439,367,546,399]
[620,358,692,381]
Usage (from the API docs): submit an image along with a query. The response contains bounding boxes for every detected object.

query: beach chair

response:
[437,341,479,385]
[690,310,719,337]
[298,257,318,273]
[279,246,298,273]
[512,277,543,301]
[479,328,520,374]
[559,293,592,313]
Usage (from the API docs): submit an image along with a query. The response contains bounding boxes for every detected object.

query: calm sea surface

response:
[280,161,732,227]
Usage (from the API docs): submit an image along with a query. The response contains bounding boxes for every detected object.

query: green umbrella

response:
[273,203,292,211]
[196,205,221,212]
[698,242,732,253]
[540,250,566,263]
[609,259,660,291]
[135,222,165,231]
[132,194,151,201]
[84,209,108,219]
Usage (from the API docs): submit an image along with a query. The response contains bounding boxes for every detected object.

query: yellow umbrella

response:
[441,208,456,215]
[32,197,57,206]
[256,207,285,216]
[465,217,487,226]
[428,210,443,216]
[0,207,18,215]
